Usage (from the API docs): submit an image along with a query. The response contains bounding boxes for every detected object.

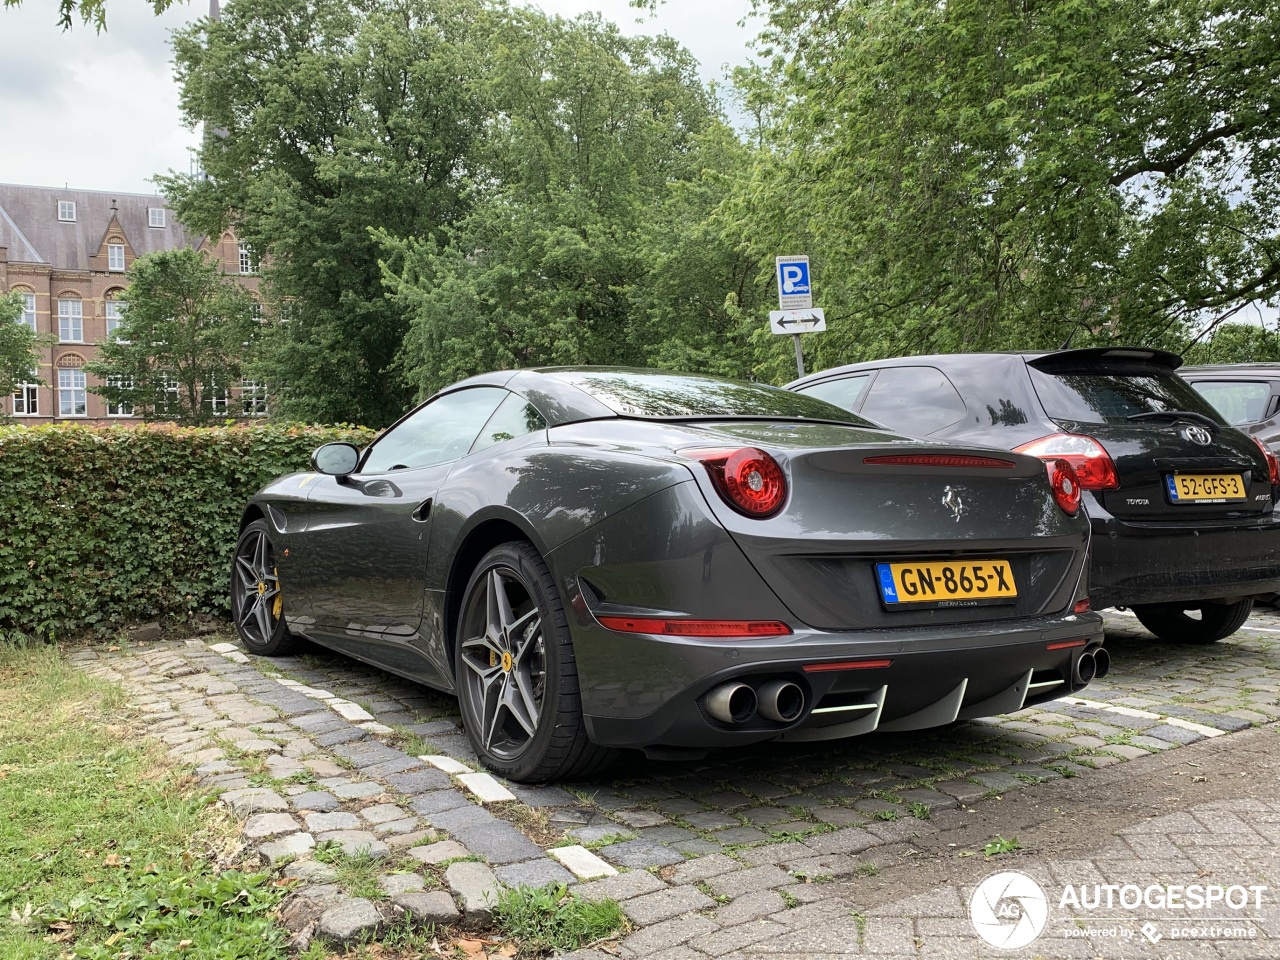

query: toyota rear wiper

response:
[1127,410,1219,430]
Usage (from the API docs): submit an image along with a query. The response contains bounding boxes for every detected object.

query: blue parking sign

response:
[775,255,812,310]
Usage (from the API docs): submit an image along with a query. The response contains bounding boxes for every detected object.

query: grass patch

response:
[908,802,931,820]
[0,642,289,960]
[492,884,627,955]
[983,835,1023,857]
[871,809,899,821]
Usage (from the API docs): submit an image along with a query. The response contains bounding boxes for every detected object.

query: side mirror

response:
[311,442,360,477]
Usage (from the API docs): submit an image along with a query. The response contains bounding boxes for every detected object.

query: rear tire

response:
[1131,598,1254,644]
[454,542,615,783]
[230,519,300,656]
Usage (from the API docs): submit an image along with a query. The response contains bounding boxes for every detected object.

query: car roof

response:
[788,347,1182,388]
[1179,363,1280,377]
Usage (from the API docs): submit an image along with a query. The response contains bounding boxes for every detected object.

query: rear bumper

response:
[1089,513,1280,608]
[576,611,1104,749]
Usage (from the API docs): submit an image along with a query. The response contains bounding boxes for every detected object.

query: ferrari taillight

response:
[1014,433,1119,491]
[1252,436,1280,486]
[685,447,787,518]
[1047,458,1083,516]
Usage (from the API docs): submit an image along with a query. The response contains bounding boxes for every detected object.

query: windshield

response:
[547,369,879,427]
[1028,362,1227,426]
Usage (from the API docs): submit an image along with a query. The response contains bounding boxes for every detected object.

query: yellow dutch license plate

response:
[876,560,1017,607]
[1165,473,1247,503]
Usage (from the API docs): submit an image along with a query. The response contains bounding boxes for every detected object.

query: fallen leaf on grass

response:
[102,853,122,868]
[107,646,121,653]
[456,937,499,958]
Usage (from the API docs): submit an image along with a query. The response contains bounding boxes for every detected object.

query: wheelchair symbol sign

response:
[776,255,812,310]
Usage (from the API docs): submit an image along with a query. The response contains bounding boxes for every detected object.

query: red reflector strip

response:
[596,616,792,638]
[1073,598,1091,614]
[1046,639,1090,651]
[802,659,894,673]
[862,454,1016,469]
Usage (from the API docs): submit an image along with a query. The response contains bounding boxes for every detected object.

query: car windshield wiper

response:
[1127,410,1219,430]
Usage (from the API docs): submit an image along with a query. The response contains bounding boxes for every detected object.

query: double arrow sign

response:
[768,308,827,334]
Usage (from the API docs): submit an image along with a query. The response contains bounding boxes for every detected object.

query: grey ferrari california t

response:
[231,368,1103,782]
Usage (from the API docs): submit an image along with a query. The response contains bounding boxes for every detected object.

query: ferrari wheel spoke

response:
[510,670,540,736]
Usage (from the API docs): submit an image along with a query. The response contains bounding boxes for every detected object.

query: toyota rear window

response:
[1027,363,1227,426]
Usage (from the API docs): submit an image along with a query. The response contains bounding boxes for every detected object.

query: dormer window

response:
[108,244,125,272]
[148,207,166,228]
[58,200,76,222]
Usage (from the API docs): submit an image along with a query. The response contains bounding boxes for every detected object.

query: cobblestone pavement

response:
[70,608,1280,957]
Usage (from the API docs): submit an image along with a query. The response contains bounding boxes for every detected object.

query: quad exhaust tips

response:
[1074,645,1111,686]
[706,679,806,724]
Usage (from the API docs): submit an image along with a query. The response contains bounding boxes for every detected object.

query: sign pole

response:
[792,333,805,378]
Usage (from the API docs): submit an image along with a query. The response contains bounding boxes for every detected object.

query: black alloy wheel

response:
[454,542,613,782]
[1131,598,1254,644]
[230,519,299,655]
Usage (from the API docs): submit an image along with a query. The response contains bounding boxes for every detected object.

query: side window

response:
[362,387,506,473]
[795,373,872,412]
[471,393,547,454]
[859,366,967,436]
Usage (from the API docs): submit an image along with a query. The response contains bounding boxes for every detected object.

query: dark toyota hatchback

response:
[789,348,1280,644]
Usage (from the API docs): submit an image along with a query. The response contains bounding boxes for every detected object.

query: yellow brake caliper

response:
[272,567,283,619]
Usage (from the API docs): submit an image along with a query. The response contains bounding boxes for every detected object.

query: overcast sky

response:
[0,0,756,195]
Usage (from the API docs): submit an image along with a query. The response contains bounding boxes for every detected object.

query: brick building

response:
[0,183,264,423]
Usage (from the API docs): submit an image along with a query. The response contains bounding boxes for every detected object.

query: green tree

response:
[736,0,1280,370]
[0,292,41,412]
[381,11,765,398]
[159,0,493,428]
[85,249,258,424]
[1182,322,1280,365]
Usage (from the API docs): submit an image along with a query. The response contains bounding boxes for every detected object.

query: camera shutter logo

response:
[969,871,1049,949]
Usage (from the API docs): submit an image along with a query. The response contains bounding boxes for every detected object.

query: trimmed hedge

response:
[0,422,375,639]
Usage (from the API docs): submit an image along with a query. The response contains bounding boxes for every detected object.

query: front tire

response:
[230,519,299,656]
[454,542,614,783]
[1132,598,1254,644]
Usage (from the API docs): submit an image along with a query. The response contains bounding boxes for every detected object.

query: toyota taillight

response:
[1047,458,1082,515]
[685,447,787,518]
[1252,436,1280,486]
[1014,433,1120,490]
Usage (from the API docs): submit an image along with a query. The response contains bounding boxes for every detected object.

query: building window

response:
[148,207,166,228]
[106,376,134,417]
[58,369,86,417]
[238,242,256,275]
[58,299,83,342]
[105,300,125,340]
[107,244,125,272]
[241,379,268,417]
[159,375,181,415]
[207,381,228,415]
[13,382,38,416]
[19,293,36,332]
[58,200,76,222]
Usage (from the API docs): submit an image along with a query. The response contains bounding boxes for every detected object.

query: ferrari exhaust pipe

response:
[756,680,805,723]
[1074,650,1097,686]
[706,683,757,724]
[1093,647,1111,679]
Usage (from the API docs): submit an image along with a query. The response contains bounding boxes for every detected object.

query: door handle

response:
[412,498,433,522]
